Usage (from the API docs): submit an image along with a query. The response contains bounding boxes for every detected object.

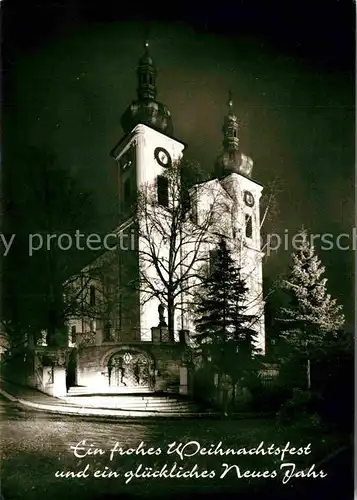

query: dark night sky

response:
[2,0,355,325]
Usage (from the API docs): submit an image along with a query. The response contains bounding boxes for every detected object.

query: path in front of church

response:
[1,395,351,500]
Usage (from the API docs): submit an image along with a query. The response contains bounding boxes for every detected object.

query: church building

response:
[66,43,265,394]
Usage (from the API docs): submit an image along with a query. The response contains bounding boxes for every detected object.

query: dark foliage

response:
[194,237,260,385]
[3,146,97,345]
[249,380,292,413]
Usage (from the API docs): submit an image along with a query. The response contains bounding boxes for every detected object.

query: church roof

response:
[121,99,173,136]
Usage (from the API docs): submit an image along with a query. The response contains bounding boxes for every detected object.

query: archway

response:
[107,349,154,390]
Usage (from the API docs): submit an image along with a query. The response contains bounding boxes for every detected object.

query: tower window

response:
[245,214,253,239]
[157,175,169,207]
[89,285,96,307]
[190,199,197,224]
[124,178,131,202]
[104,321,112,341]
[71,325,76,344]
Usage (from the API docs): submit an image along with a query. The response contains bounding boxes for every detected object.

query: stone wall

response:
[36,366,67,397]
[0,346,40,386]
[76,341,188,393]
[193,361,280,411]
[1,349,67,398]
[1,354,36,387]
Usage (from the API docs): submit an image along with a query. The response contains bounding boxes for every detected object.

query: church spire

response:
[215,91,253,179]
[136,41,157,101]
[227,89,234,112]
[222,90,239,151]
[120,42,173,136]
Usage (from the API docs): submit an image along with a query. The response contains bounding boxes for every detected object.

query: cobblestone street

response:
[1,395,352,500]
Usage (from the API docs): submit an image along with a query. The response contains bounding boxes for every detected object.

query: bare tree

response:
[260,176,283,229]
[260,175,284,257]
[135,158,228,341]
[135,158,283,342]
[65,159,281,348]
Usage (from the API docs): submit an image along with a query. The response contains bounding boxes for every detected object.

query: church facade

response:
[65,43,265,394]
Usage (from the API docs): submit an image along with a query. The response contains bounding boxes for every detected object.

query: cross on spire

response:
[228,89,233,109]
[144,23,151,52]
[215,91,253,178]
[120,36,174,135]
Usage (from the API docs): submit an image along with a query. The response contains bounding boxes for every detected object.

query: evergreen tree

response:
[194,237,261,398]
[277,229,345,388]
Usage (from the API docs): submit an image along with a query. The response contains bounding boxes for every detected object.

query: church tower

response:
[215,92,265,353]
[110,43,185,342]
[68,49,265,394]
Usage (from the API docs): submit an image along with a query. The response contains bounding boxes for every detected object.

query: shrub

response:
[277,388,320,423]
[192,367,216,405]
[249,380,292,413]
[312,353,354,432]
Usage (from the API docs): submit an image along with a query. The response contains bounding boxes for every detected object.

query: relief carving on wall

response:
[108,351,153,388]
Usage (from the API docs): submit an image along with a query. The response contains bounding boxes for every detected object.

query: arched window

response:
[104,321,112,341]
[157,175,169,207]
[245,214,253,239]
[90,285,96,307]
[209,249,218,274]
[190,199,197,224]
[71,325,76,344]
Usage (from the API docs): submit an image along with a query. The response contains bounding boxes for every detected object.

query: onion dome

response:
[215,91,253,178]
[121,42,173,136]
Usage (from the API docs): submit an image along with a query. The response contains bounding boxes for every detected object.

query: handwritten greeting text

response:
[54,439,327,485]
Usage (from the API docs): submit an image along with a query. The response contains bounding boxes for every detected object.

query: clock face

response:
[243,190,255,207]
[154,147,172,168]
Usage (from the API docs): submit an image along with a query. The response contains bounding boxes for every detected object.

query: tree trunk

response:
[307,357,311,390]
[305,340,311,390]
[231,380,236,407]
[223,389,228,416]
